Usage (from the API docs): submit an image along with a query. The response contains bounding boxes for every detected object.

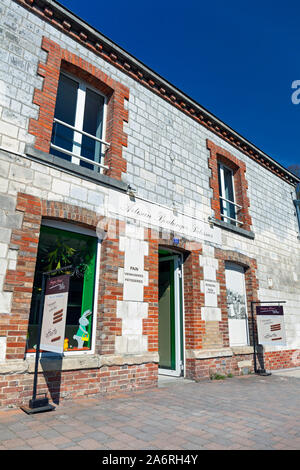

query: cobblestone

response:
[0,374,299,450]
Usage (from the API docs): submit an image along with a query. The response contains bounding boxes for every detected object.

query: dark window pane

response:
[51,74,79,162]
[221,166,236,223]
[223,167,234,202]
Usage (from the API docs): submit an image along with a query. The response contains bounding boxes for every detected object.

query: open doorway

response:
[158,249,184,376]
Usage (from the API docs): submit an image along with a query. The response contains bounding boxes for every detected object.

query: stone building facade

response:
[0,0,299,407]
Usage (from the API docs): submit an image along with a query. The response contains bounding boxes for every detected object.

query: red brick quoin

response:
[29,36,129,181]
[186,249,259,381]
[207,139,252,231]
[215,249,259,349]
[141,230,206,357]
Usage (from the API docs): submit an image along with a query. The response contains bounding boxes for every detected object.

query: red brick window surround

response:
[215,249,259,348]
[29,36,129,181]
[207,139,252,231]
[2,193,124,360]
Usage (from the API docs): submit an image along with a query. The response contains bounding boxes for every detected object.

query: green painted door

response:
[158,258,176,370]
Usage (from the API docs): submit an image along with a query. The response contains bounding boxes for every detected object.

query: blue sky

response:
[58,0,300,172]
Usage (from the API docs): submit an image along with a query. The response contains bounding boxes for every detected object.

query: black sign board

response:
[45,274,70,295]
[256,305,283,315]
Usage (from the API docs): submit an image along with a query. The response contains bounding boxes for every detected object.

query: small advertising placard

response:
[123,238,146,302]
[40,274,70,354]
[256,305,283,316]
[256,305,286,346]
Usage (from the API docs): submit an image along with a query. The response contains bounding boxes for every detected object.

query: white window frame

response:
[50,71,109,173]
[295,199,300,233]
[25,220,101,358]
[218,162,243,226]
[225,261,250,347]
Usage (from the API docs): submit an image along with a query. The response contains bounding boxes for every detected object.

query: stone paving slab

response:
[0,374,299,450]
[272,367,300,378]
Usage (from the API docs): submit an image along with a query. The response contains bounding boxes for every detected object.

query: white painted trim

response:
[63,237,100,357]
[219,195,242,209]
[72,80,85,165]
[42,219,97,238]
[179,255,187,378]
[53,118,110,147]
[174,255,182,376]
[158,368,181,377]
[225,261,250,347]
[50,143,109,170]
[218,162,238,223]
[158,253,184,377]
[26,221,101,358]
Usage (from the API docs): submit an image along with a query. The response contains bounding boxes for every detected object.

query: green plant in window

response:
[42,238,76,272]
[72,245,95,278]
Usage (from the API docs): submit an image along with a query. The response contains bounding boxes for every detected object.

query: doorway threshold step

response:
[157,375,194,388]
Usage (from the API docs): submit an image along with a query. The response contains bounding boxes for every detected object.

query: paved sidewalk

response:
[272,367,300,379]
[0,373,299,450]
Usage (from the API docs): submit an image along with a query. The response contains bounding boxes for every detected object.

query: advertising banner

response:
[40,274,70,354]
[256,305,286,346]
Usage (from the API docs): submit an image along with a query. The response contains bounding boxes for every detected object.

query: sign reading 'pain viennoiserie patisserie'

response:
[40,274,70,354]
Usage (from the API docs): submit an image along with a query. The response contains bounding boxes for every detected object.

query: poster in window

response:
[226,288,247,319]
[225,262,249,347]
[40,274,70,354]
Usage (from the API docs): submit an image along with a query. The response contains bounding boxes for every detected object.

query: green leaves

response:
[43,238,76,272]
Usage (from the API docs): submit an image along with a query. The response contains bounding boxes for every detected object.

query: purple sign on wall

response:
[256,305,286,346]
[256,305,284,315]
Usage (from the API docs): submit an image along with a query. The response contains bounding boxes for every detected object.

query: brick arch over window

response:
[215,249,259,348]
[29,36,129,181]
[3,193,123,360]
[207,139,252,231]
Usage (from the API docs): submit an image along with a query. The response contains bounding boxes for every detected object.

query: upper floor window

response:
[218,162,242,227]
[29,37,129,181]
[207,139,252,232]
[293,183,300,234]
[50,72,109,172]
[295,203,300,232]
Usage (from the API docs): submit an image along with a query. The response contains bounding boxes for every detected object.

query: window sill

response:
[24,352,159,373]
[209,217,255,240]
[25,144,127,193]
[186,346,254,360]
[26,353,100,373]
[231,346,254,356]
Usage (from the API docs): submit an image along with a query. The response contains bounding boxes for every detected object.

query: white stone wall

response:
[200,244,221,322]
[116,224,149,354]
[0,0,299,353]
